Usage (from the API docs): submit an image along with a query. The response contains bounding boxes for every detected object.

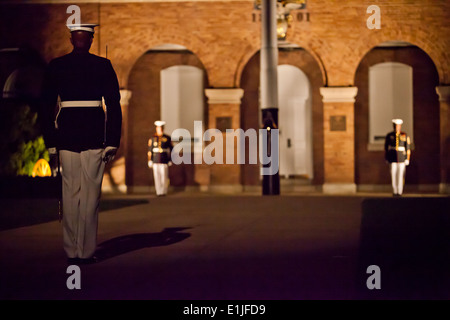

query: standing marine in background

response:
[148,121,173,196]
[384,118,411,197]
[40,23,122,264]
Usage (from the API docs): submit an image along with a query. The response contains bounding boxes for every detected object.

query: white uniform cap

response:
[392,119,403,125]
[154,120,166,127]
[67,23,99,33]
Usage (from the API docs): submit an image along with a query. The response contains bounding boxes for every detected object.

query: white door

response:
[368,62,414,146]
[160,65,204,136]
[161,65,204,158]
[278,65,313,179]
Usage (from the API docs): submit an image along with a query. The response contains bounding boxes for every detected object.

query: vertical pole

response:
[260,0,280,195]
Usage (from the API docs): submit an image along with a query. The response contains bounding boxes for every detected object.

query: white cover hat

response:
[392,119,403,125]
[154,120,166,127]
[67,23,99,33]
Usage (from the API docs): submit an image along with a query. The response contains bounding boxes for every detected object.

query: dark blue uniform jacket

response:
[40,51,122,152]
[384,131,410,163]
[149,134,173,164]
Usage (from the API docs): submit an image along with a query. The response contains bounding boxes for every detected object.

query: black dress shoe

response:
[78,256,99,264]
[67,257,80,265]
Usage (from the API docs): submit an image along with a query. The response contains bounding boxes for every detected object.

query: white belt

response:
[388,146,405,151]
[55,100,102,128]
[60,100,102,108]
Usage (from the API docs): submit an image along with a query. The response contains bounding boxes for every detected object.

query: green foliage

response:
[10,136,49,176]
[0,100,48,176]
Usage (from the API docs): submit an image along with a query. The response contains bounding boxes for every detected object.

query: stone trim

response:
[102,184,127,194]
[357,184,441,193]
[120,89,132,106]
[205,88,244,104]
[208,184,244,194]
[436,86,450,101]
[320,87,358,103]
[439,183,450,194]
[322,183,357,194]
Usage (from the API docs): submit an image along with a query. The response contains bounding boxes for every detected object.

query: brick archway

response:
[124,47,208,191]
[350,31,449,86]
[113,31,204,89]
[235,39,327,88]
[239,46,325,187]
[354,43,440,191]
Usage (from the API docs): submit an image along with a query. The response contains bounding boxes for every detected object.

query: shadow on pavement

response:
[94,227,192,262]
[356,197,450,299]
[0,198,149,231]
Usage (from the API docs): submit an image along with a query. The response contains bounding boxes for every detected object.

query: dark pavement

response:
[0,191,449,301]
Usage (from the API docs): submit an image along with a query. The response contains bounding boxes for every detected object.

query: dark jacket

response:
[384,131,411,163]
[40,51,122,152]
[149,134,173,164]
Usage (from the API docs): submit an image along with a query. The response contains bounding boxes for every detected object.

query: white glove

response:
[48,147,58,172]
[405,160,410,166]
[102,146,117,163]
[148,160,153,168]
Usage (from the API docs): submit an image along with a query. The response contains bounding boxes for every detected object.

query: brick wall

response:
[323,101,355,183]
[288,0,450,86]
[208,103,241,185]
[0,0,448,191]
[2,1,448,88]
[98,1,259,88]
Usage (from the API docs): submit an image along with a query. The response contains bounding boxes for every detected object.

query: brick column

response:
[103,89,132,194]
[204,88,244,193]
[320,87,358,194]
[436,86,450,194]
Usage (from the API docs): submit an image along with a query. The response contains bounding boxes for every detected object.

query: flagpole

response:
[260,0,280,195]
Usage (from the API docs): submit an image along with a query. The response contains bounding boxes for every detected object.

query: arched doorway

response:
[125,44,208,193]
[278,64,313,180]
[240,46,324,191]
[354,42,440,192]
[0,48,46,103]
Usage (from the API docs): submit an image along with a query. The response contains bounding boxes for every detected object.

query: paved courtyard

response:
[0,191,448,301]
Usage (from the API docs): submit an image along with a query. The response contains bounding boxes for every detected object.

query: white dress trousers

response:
[390,162,406,195]
[60,149,105,259]
[153,163,169,195]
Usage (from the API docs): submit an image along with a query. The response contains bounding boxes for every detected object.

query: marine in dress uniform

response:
[148,121,173,196]
[40,23,122,264]
[384,119,411,197]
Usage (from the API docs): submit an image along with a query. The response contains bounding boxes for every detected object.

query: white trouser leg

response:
[153,163,169,195]
[152,164,161,195]
[397,162,406,195]
[390,162,406,195]
[60,149,105,258]
[162,164,169,194]
[79,149,105,258]
[60,150,81,259]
